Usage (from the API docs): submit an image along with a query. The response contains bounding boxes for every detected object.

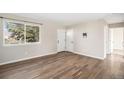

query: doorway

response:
[109,27,124,56]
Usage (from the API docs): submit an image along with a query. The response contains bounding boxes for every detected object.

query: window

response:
[26,25,39,43]
[3,19,41,46]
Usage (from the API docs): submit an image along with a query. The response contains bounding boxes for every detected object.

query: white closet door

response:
[109,28,124,55]
[112,28,123,50]
[66,29,74,52]
[57,29,66,52]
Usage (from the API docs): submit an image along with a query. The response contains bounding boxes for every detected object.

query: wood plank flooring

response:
[0,52,124,79]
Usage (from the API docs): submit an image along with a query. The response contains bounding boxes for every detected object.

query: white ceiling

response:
[105,13,124,24]
[13,13,124,26]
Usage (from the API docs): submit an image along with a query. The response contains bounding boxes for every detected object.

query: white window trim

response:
[2,19,41,46]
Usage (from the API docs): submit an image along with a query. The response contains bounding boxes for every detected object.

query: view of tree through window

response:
[4,20,40,45]
[26,25,39,43]
[4,22,25,44]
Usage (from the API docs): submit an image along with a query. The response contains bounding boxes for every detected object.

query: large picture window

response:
[3,19,40,46]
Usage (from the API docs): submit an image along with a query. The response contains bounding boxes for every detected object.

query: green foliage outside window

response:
[4,21,40,45]
[5,22,25,44]
[26,25,39,42]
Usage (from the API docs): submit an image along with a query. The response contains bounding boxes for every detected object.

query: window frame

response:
[3,19,41,46]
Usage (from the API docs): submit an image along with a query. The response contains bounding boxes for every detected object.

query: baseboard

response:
[0,51,105,66]
[0,52,57,66]
[73,52,105,60]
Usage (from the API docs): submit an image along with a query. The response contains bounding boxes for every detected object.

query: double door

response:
[57,29,74,52]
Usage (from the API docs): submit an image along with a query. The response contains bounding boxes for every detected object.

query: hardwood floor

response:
[0,52,124,79]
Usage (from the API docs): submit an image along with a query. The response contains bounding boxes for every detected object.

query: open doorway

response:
[109,27,124,56]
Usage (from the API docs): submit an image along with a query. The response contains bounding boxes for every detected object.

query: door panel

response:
[109,28,124,55]
[57,29,66,52]
[66,29,74,52]
[113,28,123,50]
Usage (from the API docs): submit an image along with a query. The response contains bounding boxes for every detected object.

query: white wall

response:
[67,20,107,59]
[0,14,63,65]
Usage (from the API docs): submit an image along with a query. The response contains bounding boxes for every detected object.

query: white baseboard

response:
[0,52,57,66]
[0,51,105,66]
[73,52,105,60]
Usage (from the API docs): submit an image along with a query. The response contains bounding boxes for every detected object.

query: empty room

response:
[0,13,124,79]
